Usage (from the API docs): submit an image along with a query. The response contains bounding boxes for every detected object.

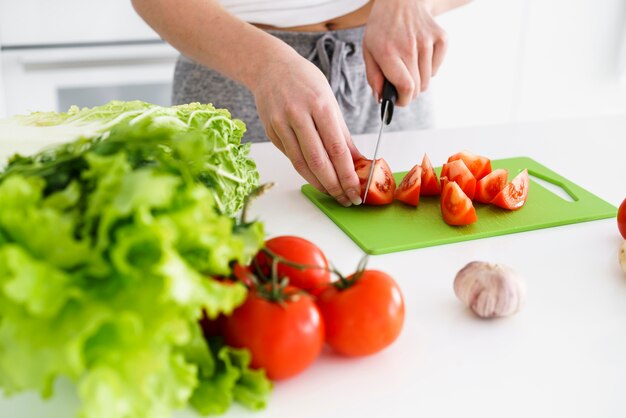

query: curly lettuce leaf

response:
[0,102,270,417]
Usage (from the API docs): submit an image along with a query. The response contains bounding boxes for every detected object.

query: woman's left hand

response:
[363,0,448,106]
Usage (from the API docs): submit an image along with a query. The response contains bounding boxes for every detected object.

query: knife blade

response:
[362,79,397,204]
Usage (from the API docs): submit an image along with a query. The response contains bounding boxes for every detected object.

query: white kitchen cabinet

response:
[0,0,178,116]
[1,43,178,116]
[0,0,158,46]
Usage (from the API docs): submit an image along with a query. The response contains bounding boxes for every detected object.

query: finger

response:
[432,32,448,76]
[271,118,327,194]
[379,57,415,106]
[363,47,384,102]
[290,115,352,207]
[418,41,433,92]
[401,50,421,100]
[315,108,363,205]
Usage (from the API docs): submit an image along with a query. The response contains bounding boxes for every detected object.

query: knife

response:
[362,79,398,204]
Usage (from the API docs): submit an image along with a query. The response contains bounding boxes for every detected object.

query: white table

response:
[2,115,626,418]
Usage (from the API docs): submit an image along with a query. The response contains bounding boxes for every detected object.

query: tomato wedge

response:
[420,153,440,196]
[354,158,396,205]
[440,177,478,226]
[447,151,492,180]
[395,164,422,206]
[440,159,477,200]
[474,168,509,204]
[491,169,529,210]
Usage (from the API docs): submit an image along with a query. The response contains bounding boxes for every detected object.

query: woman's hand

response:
[252,50,364,207]
[363,0,448,106]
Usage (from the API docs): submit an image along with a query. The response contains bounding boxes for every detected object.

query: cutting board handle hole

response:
[528,170,577,202]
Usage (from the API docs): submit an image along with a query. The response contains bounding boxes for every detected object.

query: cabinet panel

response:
[0,0,158,46]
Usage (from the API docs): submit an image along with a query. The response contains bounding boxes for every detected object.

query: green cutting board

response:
[301,157,617,255]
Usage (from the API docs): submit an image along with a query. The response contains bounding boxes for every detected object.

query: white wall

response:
[433,0,626,129]
[432,0,526,128]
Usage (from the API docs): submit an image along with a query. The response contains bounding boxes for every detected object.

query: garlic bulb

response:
[454,261,526,318]
[619,241,626,275]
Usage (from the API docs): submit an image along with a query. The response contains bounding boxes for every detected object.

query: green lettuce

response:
[0,102,271,417]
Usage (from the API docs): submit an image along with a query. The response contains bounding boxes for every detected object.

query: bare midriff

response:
[251,1,373,32]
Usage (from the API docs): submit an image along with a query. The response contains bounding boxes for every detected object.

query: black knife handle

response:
[381,79,397,125]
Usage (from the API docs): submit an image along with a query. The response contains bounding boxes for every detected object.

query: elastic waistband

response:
[265,26,365,44]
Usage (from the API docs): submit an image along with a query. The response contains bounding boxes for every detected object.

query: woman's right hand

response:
[251,51,364,207]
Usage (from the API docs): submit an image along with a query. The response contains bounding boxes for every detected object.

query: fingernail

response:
[338,196,352,207]
[347,189,362,205]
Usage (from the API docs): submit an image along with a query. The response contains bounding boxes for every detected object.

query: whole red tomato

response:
[317,270,405,357]
[618,198,626,239]
[255,236,330,294]
[223,287,325,380]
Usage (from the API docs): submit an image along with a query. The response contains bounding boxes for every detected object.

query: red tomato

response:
[317,270,405,357]
[395,164,422,206]
[440,177,478,226]
[617,198,626,239]
[447,151,492,180]
[223,288,324,380]
[354,158,396,205]
[440,159,477,200]
[474,168,509,204]
[254,236,330,294]
[491,169,529,210]
[420,153,440,196]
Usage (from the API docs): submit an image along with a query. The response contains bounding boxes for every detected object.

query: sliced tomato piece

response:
[395,164,422,206]
[491,169,529,210]
[420,153,440,196]
[474,168,509,204]
[440,159,477,200]
[354,158,396,205]
[440,178,478,226]
[447,151,492,180]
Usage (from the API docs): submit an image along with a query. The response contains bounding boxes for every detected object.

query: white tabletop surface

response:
[2,114,626,418]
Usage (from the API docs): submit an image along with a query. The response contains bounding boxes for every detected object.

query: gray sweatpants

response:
[172,26,434,143]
